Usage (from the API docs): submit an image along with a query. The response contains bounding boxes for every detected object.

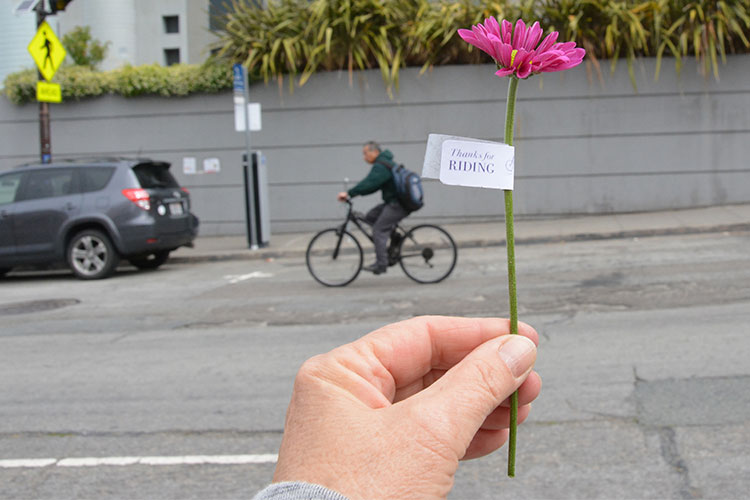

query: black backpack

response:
[380,161,424,212]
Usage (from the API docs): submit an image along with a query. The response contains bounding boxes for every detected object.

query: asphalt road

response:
[1,230,749,499]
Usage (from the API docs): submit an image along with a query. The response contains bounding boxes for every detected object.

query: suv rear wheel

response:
[67,230,120,280]
[128,250,170,270]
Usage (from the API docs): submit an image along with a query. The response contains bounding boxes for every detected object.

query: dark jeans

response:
[364,202,409,268]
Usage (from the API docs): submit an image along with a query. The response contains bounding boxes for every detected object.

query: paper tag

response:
[437,138,514,190]
[423,133,493,179]
[423,134,514,190]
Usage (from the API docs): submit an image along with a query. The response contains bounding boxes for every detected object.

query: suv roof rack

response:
[15,157,169,168]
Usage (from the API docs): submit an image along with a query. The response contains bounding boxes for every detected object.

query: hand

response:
[337,191,350,202]
[273,316,541,500]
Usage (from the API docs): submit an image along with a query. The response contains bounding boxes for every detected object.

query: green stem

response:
[504,76,520,478]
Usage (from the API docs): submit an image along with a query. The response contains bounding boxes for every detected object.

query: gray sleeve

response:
[252,481,350,500]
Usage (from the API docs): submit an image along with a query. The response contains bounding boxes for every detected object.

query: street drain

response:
[0,299,80,316]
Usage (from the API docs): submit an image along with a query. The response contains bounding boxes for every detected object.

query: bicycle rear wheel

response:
[306,228,363,287]
[398,224,457,284]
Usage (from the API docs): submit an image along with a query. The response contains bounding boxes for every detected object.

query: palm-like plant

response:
[537,0,602,75]
[306,0,414,90]
[216,0,311,90]
[656,0,750,79]
[405,0,515,70]
[212,0,750,94]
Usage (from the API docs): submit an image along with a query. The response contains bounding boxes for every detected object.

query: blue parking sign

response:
[233,64,245,94]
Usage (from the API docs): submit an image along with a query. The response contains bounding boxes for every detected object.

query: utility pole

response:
[35,2,51,163]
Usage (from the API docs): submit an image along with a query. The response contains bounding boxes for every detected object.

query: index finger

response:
[344,316,538,401]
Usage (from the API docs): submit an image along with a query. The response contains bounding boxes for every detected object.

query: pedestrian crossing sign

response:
[28,21,66,81]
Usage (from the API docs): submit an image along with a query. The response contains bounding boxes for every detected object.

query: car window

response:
[132,163,179,189]
[79,167,115,193]
[0,172,23,205]
[19,168,77,201]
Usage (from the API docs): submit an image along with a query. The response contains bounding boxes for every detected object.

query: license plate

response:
[169,202,184,215]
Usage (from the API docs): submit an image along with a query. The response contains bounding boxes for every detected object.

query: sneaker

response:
[363,263,387,275]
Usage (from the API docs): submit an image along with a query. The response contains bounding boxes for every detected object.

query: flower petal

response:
[516,61,533,79]
[485,17,501,38]
[501,20,513,44]
[525,22,543,51]
[497,43,514,68]
[488,37,508,63]
[552,41,578,53]
[512,19,526,49]
[512,48,532,67]
[457,28,475,43]
[536,31,559,54]
[495,68,515,78]
[459,27,498,60]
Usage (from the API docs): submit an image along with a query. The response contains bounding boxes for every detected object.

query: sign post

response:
[234,64,259,249]
[28,6,66,163]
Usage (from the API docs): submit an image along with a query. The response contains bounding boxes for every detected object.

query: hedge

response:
[3,59,234,105]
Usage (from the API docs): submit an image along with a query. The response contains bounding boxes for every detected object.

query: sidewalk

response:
[170,204,750,264]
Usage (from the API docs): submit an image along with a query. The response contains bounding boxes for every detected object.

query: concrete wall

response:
[2,56,749,235]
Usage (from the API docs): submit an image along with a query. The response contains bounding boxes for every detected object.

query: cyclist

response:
[337,141,409,275]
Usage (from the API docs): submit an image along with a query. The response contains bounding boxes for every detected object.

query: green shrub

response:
[2,69,37,105]
[2,59,233,105]
[58,66,112,100]
[62,26,109,69]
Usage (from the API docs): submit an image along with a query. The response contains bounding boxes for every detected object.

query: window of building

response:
[164,48,180,66]
[163,15,179,34]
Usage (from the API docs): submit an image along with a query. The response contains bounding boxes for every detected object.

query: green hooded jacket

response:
[347,149,398,204]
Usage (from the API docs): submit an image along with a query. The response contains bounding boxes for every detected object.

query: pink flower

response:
[458,18,585,79]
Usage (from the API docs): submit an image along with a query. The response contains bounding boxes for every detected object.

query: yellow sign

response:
[28,21,66,81]
[37,81,62,103]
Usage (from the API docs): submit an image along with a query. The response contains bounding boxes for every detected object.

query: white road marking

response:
[0,458,57,468]
[0,454,278,469]
[224,271,274,284]
[57,456,140,467]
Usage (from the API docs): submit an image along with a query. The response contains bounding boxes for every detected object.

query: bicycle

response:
[306,199,458,287]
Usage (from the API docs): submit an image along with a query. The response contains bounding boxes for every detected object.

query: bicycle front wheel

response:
[399,224,457,284]
[306,228,363,287]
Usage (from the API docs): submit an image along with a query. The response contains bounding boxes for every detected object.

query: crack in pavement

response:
[656,426,703,499]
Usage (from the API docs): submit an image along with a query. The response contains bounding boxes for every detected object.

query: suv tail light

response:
[122,188,151,211]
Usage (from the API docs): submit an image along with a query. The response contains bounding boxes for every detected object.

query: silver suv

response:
[0,158,199,279]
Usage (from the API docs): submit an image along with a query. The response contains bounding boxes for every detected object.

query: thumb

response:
[407,335,537,451]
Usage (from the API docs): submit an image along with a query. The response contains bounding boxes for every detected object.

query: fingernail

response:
[498,336,536,378]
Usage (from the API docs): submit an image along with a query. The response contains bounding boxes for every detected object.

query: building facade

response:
[0,0,219,83]
[57,0,218,69]
[0,1,37,83]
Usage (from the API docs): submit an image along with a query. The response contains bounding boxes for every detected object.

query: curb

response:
[168,222,750,265]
